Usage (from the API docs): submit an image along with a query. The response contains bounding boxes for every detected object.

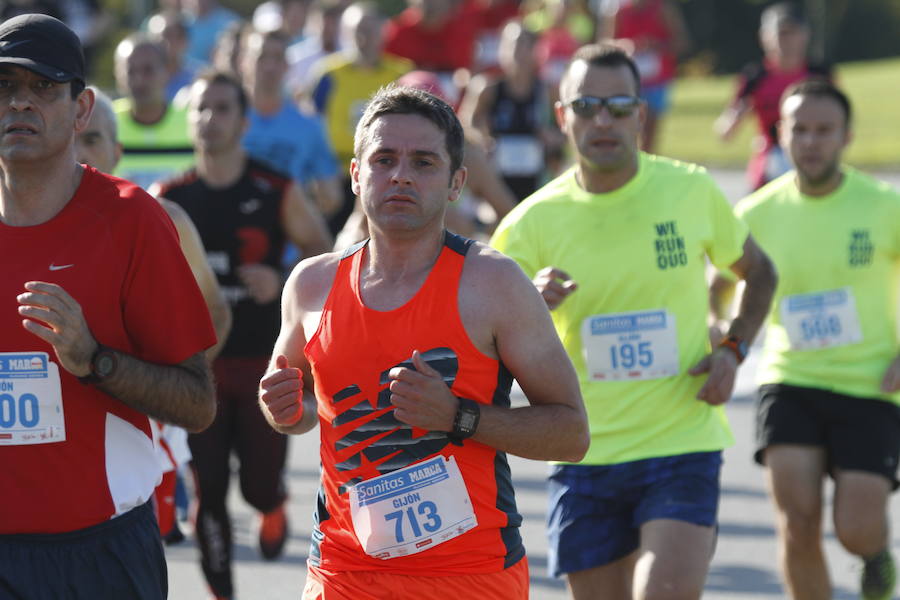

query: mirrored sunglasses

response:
[566,95,641,119]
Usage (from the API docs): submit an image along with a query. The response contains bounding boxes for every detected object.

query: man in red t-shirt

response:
[0,14,216,600]
[715,2,831,191]
[384,0,478,73]
[258,85,589,598]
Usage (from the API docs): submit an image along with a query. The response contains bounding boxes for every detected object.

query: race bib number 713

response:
[349,455,477,560]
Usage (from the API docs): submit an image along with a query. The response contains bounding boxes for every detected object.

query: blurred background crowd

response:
[7,1,900,597]
[4,0,899,244]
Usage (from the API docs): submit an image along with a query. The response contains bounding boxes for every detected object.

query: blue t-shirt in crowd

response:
[185,6,240,64]
[243,103,339,184]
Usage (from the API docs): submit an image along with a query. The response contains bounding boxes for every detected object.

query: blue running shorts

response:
[546,451,722,577]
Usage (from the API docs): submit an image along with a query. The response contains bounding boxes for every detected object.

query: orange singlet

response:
[302,557,529,599]
[304,232,526,584]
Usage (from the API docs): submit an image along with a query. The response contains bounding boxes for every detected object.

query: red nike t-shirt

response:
[0,166,216,534]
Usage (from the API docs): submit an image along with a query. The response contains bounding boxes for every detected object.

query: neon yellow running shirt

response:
[735,168,900,403]
[113,98,194,190]
[492,153,748,465]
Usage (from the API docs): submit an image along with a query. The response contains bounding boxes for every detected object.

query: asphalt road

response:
[164,169,900,599]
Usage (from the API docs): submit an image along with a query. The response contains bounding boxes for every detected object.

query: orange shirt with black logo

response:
[304,232,525,574]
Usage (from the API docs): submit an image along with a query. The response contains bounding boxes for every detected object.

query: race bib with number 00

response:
[0,352,66,445]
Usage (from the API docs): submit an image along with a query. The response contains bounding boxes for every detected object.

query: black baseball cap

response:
[0,13,85,84]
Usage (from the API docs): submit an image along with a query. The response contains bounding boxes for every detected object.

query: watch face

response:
[458,411,477,433]
[95,353,116,378]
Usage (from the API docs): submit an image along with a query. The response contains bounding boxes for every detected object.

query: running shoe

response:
[862,549,896,600]
[258,503,288,560]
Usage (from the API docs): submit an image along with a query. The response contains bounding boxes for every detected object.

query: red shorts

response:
[302,558,529,600]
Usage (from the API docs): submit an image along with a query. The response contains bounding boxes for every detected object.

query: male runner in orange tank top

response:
[258,85,589,599]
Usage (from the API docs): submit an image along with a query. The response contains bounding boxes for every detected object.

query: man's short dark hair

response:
[761,2,808,32]
[354,85,465,175]
[561,43,642,97]
[782,78,852,126]
[192,68,249,115]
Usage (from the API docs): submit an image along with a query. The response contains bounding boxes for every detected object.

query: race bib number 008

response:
[349,455,477,560]
[0,352,66,445]
[581,309,680,381]
[780,287,863,351]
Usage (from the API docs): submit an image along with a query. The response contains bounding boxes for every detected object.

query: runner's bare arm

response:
[161,199,232,359]
[714,97,750,141]
[722,234,777,343]
[258,254,339,435]
[708,269,738,346]
[478,251,588,461]
[463,140,517,222]
[283,181,334,257]
[691,234,777,405]
[458,75,496,147]
[17,281,215,431]
[307,176,343,218]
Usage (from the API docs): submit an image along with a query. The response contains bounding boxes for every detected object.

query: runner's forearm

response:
[94,350,215,432]
[728,253,777,344]
[473,403,589,463]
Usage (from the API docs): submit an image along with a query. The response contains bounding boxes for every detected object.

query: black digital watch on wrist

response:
[448,397,480,445]
[78,344,118,385]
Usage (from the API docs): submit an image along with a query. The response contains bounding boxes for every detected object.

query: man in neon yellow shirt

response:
[112,34,194,190]
[712,80,900,600]
[491,44,776,599]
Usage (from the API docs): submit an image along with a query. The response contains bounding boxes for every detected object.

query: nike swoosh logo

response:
[239,199,261,214]
[0,40,29,52]
[49,264,74,271]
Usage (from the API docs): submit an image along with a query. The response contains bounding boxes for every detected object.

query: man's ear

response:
[554,100,568,133]
[350,157,361,197]
[74,86,95,133]
[448,166,467,203]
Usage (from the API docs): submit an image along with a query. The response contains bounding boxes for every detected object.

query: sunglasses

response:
[564,95,641,119]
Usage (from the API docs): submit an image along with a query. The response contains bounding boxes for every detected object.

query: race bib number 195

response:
[349,455,477,560]
[0,352,66,445]
[581,309,680,381]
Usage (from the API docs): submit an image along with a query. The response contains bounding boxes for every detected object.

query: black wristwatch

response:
[78,344,118,385]
[448,397,480,445]
[718,335,749,364]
